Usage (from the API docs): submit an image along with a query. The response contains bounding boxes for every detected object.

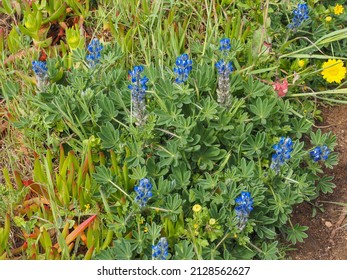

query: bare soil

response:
[287,105,347,260]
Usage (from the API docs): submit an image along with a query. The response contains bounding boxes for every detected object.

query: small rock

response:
[325,221,333,228]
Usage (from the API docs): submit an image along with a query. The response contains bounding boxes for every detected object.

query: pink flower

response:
[273,79,288,97]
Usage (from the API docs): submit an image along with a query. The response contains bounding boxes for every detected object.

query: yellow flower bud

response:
[209,218,216,225]
[325,16,332,22]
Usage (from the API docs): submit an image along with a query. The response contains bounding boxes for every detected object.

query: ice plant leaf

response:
[64,214,97,247]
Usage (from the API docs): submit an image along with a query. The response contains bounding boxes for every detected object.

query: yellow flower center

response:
[298,60,305,68]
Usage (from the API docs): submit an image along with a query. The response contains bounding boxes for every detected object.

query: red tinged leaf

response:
[54,215,97,250]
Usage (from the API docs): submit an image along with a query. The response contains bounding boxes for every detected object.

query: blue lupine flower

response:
[215,60,233,76]
[152,237,169,260]
[310,145,330,162]
[235,191,254,231]
[219,38,231,52]
[134,178,153,207]
[288,3,309,30]
[270,137,294,172]
[86,38,103,67]
[216,38,233,106]
[128,66,149,126]
[32,60,49,91]
[173,54,193,84]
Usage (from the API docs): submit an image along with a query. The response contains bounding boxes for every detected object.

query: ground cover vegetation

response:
[0,0,346,260]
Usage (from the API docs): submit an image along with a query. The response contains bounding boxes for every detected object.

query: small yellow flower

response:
[209,218,216,225]
[325,16,332,22]
[143,226,148,233]
[298,60,305,68]
[193,223,199,229]
[321,59,346,84]
[192,204,202,212]
[334,4,344,15]
[84,204,90,211]
[234,233,238,238]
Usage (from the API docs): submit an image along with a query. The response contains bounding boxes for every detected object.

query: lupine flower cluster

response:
[288,3,309,30]
[215,38,233,106]
[234,191,254,231]
[32,60,49,91]
[86,38,103,67]
[310,145,330,162]
[134,178,153,207]
[270,137,293,173]
[173,54,193,84]
[152,237,169,260]
[128,66,149,126]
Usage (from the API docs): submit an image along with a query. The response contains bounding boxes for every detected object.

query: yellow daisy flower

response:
[325,16,332,22]
[321,59,346,84]
[334,4,344,15]
[192,204,202,212]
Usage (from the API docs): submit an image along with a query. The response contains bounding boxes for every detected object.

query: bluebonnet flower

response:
[86,38,103,67]
[134,178,153,207]
[288,3,309,30]
[32,60,49,91]
[216,38,233,106]
[310,145,330,162]
[235,191,254,231]
[152,237,169,260]
[128,65,149,126]
[270,137,293,172]
[173,54,193,84]
[219,38,231,53]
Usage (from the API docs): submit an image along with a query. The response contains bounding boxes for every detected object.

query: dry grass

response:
[0,100,34,185]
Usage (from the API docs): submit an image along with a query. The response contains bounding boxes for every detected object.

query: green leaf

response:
[114,239,133,260]
[173,240,195,260]
[96,94,117,123]
[93,166,114,184]
[98,122,120,149]
[260,241,279,260]
[8,27,20,54]
[286,224,308,245]
[129,165,147,181]
[170,163,191,189]
[316,175,336,194]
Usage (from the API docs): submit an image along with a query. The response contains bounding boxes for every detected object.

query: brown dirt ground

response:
[287,105,347,260]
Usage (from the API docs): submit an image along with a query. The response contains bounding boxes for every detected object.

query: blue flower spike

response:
[32,60,49,91]
[289,3,309,30]
[128,65,149,126]
[310,145,330,162]
[152,237,169,260]
[173,54,193,84]
[270,137,294,173]
[235,191,254,231]
[134,178,153,207]
[86,38,103,67]
[216,37,233,106]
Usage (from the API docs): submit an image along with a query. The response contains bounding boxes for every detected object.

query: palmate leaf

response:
[285,224,308,245]
[260,241,279,260]
[98,121,120,149]
[96,94,118,123]
[173,240,195,260]
[192,146,227,171]
[114,239,133,260]
[93,166,114,184]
